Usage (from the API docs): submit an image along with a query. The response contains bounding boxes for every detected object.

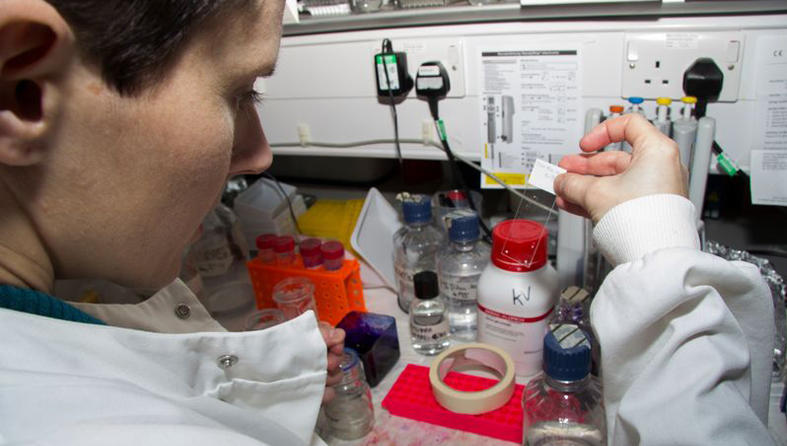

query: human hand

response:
[554,113,688,223]
[318,321,345,403]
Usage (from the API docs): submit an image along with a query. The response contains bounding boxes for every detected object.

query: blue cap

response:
[543,324,591,381]
[402,195,432,224]
[628,96,644,105]
[446,209,479,242]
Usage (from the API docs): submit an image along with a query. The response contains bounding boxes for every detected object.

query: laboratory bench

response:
[213,257,787,446]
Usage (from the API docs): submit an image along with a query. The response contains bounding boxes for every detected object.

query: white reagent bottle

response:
[477,219,558,377]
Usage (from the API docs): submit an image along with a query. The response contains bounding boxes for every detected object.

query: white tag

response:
[528,158,566,195]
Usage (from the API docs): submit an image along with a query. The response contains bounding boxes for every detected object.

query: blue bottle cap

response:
[628,96,644,105]
[446,209,480,242]
[402,195,432,224]
[543,324,591,382]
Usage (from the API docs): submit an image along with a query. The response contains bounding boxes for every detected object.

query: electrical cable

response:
[380,39,403,167]
[694,99,749,180]
[426,98,493,242]
[261,172,302,235]
[270,138,558,215]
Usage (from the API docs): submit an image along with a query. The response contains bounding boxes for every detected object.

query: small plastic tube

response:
[255,233,276,263]
[273,235,296,264]
[321,240,345,271]
[607,105,625,150]
[681,96,697,119]
[626,96,645,115]
[300,238,323,269]
[655,97,672,136]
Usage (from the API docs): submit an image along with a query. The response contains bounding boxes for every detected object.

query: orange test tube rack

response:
[246,255,365,326]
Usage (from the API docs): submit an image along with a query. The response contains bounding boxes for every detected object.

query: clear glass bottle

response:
[299,238,323,269]
[437,209,490,342]
[320,240,345,271]
[322,348,375,440]
[522,324,606,446]
[255,233,276,263]
[409,271,450,355]
[393,194,444,313]
[273,235,296,264]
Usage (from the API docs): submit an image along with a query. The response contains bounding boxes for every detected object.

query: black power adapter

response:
[375,39,413,98]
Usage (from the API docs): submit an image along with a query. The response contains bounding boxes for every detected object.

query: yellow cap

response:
[656,97,672,105]
[681,96,697,104]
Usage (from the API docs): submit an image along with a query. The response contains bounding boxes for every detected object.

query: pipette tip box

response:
[381,364,524,443]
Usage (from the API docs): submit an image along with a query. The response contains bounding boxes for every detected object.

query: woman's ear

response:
[0,0,74,166]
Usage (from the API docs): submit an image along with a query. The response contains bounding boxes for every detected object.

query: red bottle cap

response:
[609,105,624,113]
[299,238,322,256]
[273,235,295,253]
[255,233,276,250]
[490,219,548,272]
[447,190,466,201]
[320,240,345,260]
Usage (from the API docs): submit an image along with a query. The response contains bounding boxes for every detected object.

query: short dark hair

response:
[46,0,249,95]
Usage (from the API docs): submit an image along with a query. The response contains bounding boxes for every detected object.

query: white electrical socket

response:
[621,32,744,102]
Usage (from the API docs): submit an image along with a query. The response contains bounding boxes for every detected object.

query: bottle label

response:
[191,235,233,278]
[439,276,478,302]
[410,317,449,343]
[477,302,553,376]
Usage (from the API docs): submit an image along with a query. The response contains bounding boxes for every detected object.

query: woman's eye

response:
[236,89,264,108]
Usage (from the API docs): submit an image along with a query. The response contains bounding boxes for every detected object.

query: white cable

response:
[270,139,558,215]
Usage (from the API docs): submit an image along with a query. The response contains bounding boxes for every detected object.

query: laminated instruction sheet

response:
[751,35,787,206]
[479,47,582,189]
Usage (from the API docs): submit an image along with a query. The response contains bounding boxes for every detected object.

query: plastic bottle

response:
[522,324,605,446]
[410,271,450,355]
[300,238,323,269]
[393,194,445,313]
[477,219,558,377]
[322,348,375,440]
[321,240,345,271]
[605,105,624,151]
[436,209,490,342]
[655,97,672,136]
[255,233,276,263]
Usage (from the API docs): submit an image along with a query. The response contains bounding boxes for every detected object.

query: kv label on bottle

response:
[512,286,532,306]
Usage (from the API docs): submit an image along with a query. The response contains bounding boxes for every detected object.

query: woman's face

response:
[30,0,284,288]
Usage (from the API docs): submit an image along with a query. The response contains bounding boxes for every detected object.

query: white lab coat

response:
[590,194,776,445]
[0,280,328,446]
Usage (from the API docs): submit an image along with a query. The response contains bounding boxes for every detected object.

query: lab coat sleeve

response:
[589,194,775,445]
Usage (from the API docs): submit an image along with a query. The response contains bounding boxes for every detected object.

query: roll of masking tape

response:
[429,343,515,415]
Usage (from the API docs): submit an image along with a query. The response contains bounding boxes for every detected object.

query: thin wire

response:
[430,115,493,242]
[381,39,403,167]
[261,172,302,234]
[270,138,558,215]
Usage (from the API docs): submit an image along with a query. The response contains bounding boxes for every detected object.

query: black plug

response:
[683,57,723,118]
[415,61,450,119]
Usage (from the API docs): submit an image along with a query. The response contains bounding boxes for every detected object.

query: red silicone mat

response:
[381,364,525,443]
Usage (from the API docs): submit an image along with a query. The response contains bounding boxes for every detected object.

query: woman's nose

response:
[229,107,272,176]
